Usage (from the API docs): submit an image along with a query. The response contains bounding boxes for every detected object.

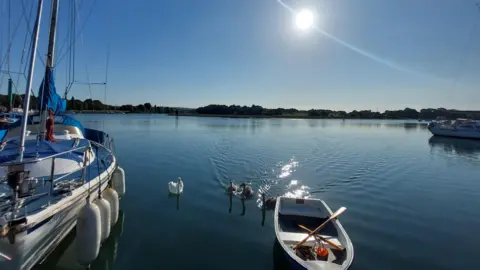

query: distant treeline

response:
[0,94,36,109]
[0,95,181,114]
[1,94,478,119]
[194,104,480,120]
[66,96,183,114]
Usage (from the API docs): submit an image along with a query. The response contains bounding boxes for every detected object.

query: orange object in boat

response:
[316,247,329,257]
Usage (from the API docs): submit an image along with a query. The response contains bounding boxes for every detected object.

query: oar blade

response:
[331,206,347,219]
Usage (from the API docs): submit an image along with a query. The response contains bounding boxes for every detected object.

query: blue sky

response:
[1,0,480,111]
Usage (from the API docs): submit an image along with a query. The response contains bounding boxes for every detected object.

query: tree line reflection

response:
[193,118,429,131]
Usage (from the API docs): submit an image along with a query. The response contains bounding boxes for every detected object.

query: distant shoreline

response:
[167,113,426,120]
[69,111,430,120]
[2,94,477,119]
[72,110,128,114]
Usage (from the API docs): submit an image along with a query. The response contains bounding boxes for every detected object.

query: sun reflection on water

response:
[287,179,298,187]
[257,158,310,208]
[277,158,299,178]
[283,185,311,198]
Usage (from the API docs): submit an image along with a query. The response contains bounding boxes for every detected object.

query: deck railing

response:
[0,138,115,220]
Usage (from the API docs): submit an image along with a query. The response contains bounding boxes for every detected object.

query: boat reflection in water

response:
[428,136,480,159]
[33,210,125,270]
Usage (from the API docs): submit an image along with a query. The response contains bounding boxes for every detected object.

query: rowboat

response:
[274,197,353,269]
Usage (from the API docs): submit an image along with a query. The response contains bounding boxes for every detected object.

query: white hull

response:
[428,126,480,139]
[0,0,119,268]
[0,160,116,270]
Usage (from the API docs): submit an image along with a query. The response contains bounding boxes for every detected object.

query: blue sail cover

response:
[38,67,66,114]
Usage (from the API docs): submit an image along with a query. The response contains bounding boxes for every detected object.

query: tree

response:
[136,104,145,112]
[144,103,152,112]
[70,96,76,110]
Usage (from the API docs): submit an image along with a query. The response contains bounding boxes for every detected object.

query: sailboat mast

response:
[46,0,59,68]
[39,0,60,140]
[18,0,45,161]
[7,78,13,112]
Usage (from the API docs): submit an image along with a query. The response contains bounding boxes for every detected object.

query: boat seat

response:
[279,232,343,249]
[279,206,326,218]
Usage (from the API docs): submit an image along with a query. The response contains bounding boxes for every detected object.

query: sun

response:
[295,9,314,31]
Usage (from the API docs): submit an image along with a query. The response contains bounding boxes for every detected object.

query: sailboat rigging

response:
[0,0,38,125]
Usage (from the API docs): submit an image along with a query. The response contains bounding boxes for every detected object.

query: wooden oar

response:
[0,252,11,261]
[294,207,347,249]
[297,224,325,245]
[297,224,344,251]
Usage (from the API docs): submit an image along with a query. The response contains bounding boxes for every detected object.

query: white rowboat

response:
[274,197,354,270]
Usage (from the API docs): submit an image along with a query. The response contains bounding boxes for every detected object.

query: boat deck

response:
[0,138,114,217]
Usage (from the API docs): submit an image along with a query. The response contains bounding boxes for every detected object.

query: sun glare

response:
[295,9,314,31]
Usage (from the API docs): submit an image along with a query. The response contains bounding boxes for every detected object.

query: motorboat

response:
[428,118,480,139]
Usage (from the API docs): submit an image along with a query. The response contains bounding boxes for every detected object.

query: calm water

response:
[34,115,480,270]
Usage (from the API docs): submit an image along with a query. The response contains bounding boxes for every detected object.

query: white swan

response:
[168,177,183,194]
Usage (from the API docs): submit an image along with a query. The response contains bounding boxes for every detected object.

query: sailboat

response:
[0,1,125,269]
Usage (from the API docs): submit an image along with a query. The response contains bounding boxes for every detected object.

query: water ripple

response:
[42,116,480,270]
